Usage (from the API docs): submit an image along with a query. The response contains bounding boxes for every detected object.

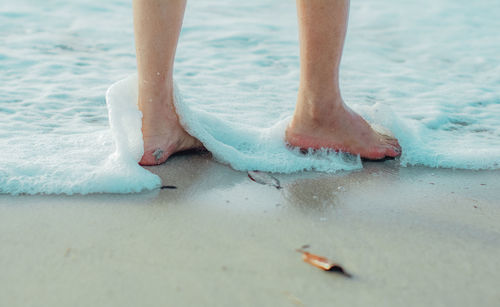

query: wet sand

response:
[1,153,499,307]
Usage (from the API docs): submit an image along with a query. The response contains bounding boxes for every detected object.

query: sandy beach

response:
[2,0,500,306]
[1,153,499,307]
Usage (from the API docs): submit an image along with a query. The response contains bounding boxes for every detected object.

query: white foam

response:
[105,75,145,163]
[107,75,362,174]
[0,75,160,195]
[1,0,499,195]
[108,73,500,177]
[0,130,160,195]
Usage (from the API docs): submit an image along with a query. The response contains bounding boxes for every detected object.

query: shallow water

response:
[1,0,499,194]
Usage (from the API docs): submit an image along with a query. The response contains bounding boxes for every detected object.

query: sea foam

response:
[107,75,362,174]
[1,0,499,195]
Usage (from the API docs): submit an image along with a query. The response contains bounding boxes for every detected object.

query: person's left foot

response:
[285,97,401,160]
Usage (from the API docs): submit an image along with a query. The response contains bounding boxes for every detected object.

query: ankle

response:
[138,84,174,110]
[138,75,174,106]
[294,90,344,125]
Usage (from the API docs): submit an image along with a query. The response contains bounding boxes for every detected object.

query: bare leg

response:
[133,0,202,166]
[286,0,401,159]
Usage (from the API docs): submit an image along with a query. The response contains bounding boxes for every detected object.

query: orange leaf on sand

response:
[297,249,352,278]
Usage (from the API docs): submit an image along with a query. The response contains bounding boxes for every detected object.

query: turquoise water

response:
[1,0,500,195]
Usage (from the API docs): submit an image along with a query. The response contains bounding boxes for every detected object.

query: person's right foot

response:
[285,98,401,160]
[138,84,203,166]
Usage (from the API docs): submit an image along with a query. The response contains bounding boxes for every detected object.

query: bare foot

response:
[138,85,203,166]
[286,98,401,160]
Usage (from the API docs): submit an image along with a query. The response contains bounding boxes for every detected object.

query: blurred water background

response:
[1,0,499,194]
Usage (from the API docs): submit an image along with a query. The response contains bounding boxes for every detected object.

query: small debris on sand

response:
[161,185,177,189]
[248,171,282,189]
[283,291,304,306]
[64,248,72,257]
[296,249,351,278]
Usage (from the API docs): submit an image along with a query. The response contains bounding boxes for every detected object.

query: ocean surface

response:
[1,0,499,195]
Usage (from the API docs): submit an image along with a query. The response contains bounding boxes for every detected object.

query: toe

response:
[365,147,388,160]
[363,145,400,160]
[384,145,401,158]
[384,137,398,146]
[380,134,401,153]
[380,133,398,144]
